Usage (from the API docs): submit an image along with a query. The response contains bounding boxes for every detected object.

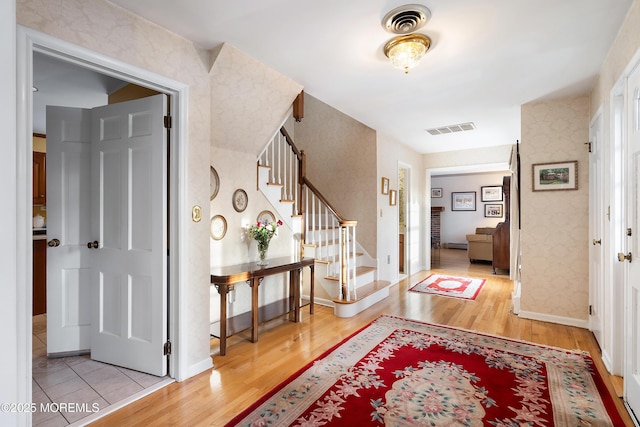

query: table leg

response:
[217,284,228,356]
[251,277,260,343]
[309,264,315,315]
[288,269,301,322]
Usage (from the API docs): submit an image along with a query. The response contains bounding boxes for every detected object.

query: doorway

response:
[18,27,189,425]
[398,164,409,277]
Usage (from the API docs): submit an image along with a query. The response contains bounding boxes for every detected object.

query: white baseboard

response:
[517,310,589,329]
[189,357,214,376]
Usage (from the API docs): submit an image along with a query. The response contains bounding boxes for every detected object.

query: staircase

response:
[257,126,391,318]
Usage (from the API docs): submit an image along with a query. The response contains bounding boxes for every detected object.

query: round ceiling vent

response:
[381,4,431,34]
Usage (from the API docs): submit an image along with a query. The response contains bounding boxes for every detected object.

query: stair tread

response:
[324,265,375,281]
[332,280,392,304]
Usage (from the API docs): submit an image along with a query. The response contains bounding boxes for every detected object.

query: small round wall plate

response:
[257,210,275,225]
[210,166,219,201]
[232,188,248,212]
[210,215,227,240]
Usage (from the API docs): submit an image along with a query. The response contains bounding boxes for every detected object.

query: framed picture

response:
[210,215,227,240]
[532,161,578,191]
[232,188,248,212]
[389,189,397,206]
[484,204,503,218]
[431,188,443,198]
[481,185,502,202]
[210,166,220,200]
[257,210,275,225]
[451,191,476,211]
[381,177,389,195]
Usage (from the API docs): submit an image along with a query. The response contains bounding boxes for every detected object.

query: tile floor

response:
[32,314,169,426]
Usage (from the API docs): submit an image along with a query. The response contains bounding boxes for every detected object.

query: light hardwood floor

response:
[90,249,634,426]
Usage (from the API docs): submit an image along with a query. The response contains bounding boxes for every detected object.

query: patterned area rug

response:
[227,315,624,426]
[409,273,486,300]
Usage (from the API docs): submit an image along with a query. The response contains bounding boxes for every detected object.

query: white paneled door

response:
[46,95,168,376]
[589,112,604,352]
[625,62,640,419]
[46,106,93,354]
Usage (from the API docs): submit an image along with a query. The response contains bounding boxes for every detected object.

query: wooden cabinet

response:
[33,239,47,315]
[492,176,511,273]
[33,151,46,205]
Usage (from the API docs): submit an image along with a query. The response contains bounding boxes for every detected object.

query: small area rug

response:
[227,315,624,426]
[409,273,486,300]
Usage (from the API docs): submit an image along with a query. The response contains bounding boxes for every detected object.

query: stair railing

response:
[258,126,358,301]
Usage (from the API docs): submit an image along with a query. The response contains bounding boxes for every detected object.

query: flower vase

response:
[257,241,269,266]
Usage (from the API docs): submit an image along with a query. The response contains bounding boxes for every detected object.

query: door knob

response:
[593,239,602,245]
[618,252,632,262]
[87,240,99,249]
[47,238,60,247]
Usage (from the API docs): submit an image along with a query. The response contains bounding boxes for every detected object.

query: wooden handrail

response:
[279,126,356,226]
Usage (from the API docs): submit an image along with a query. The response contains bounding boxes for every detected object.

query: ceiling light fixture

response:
[381,4,432,74]
[384,34,431,74]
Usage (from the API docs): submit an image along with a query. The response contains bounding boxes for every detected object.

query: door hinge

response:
[585,142,592,153]
[164,340,172,355]
[628,228,633,237]
[589,305,593,315]
[164,115,172,129]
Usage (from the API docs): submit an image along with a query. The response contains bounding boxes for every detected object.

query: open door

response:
[46,106,93,355]
[46,94,168,376]
[90,94,168,376]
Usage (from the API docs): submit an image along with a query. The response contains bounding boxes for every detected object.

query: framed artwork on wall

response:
[484,204,503,218]
[389,189,397,206]
[451,191,476,211]
[381,177,389,195]
[532,161,578,191]
[232,188,248,212]
[481,185,502,201]
[431,188,443,198]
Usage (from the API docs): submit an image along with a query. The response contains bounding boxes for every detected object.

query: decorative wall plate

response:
[210,166,220,200]
[210,215,227,240]
[232,188,248,212]
[257,210,276,225]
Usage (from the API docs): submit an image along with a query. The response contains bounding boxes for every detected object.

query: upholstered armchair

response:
[465,227,496,262]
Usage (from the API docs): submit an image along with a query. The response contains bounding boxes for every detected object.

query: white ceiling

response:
[33,1,632,154]
[105,0,632,154]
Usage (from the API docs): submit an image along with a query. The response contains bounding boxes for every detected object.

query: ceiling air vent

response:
[382,4,431,34]
[426,122,476,136]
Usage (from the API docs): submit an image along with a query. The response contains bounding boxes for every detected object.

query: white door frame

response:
[398,162,411,277]
[16,26,190,409]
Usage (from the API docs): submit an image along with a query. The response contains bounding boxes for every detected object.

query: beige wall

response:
[294,95,378,257]
[520,95,590,323]
[18,0,213,374]
[377,132,424,281]
[210,43,302,153]
[591,0,640,115]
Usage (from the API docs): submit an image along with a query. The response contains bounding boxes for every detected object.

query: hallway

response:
[90,249,633,426]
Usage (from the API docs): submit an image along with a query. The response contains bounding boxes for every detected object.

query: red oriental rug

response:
[227,315,624,426]
[409,273,486,300]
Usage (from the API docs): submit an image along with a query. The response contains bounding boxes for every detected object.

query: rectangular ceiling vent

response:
[426,122,476,136]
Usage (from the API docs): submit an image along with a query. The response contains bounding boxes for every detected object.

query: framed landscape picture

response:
[451,191,476,211]
[431,188,443,198]
[532,161,578,191]
[481,185,502,202]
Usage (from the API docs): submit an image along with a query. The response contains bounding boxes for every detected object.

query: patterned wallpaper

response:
[210,43,302,154]
[520,95,590,322]
[294,95,378,257]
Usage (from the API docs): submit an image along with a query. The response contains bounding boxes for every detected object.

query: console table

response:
[210,256,315,355]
